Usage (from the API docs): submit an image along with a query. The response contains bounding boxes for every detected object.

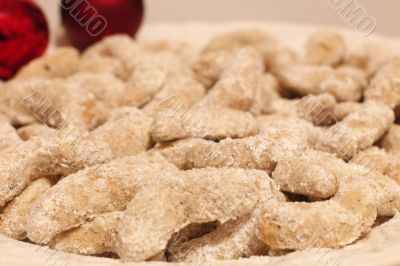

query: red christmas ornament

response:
[61,0,144,49]
[0,0,49,80]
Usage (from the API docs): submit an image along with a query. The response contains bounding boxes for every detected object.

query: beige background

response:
[37,0,397,36]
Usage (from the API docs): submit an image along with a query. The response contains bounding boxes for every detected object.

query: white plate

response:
[2,21,400,266]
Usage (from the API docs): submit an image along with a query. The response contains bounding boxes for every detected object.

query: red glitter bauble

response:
[61,0,144,49]
[0,0,49,80]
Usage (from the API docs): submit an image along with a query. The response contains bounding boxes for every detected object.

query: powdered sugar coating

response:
[50,211,123,255]
[15,48,80,80]
[304,31,346,66]
[365,58,400,109]
[0,115,21,150]
[259,166,378,250]
[0,27,399,264]
[277,64,367,101]
[117,167,276,261]
[26,153,176,244]
[151,107,258,142]
[17,123,56,141]
[168,176,285,263]
[0,178,52,240]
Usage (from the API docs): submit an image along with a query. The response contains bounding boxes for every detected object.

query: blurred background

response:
[37,0,397,36]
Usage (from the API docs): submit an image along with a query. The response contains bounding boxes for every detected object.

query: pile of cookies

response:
[1,28,400,263]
